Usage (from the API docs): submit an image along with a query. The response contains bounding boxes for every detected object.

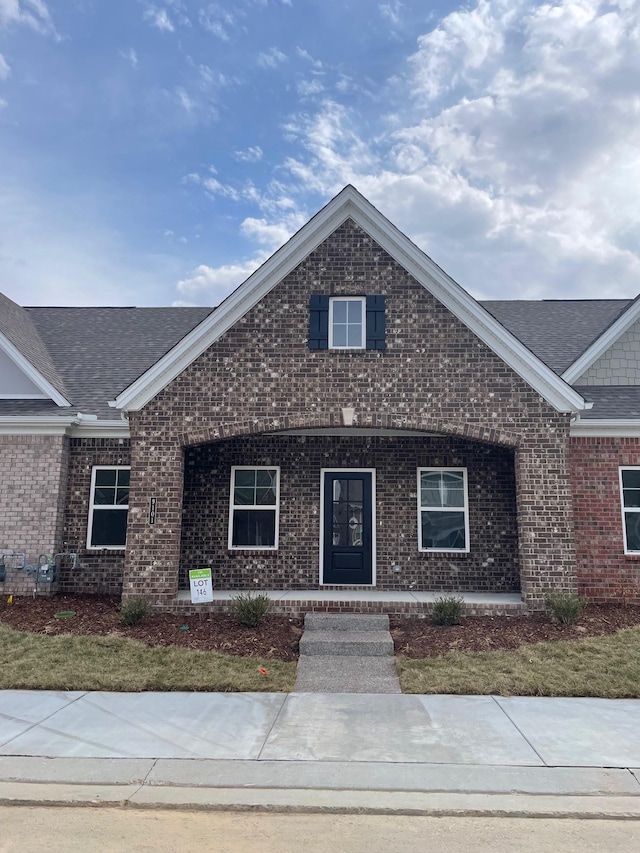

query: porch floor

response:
[173,589,525,617]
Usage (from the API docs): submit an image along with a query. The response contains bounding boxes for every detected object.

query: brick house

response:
[1,186,639,611]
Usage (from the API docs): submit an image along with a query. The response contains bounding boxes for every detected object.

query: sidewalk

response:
[1,690,639,817]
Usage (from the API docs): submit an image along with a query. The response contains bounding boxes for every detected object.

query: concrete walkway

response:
[0,690,639,816]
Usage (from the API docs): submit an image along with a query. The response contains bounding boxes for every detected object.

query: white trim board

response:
[319,468,377,587]
[570,419,640,438]
[112,186,588,415]
[562,297,640,384]
[0,416,130,438]
[0,330,71,407]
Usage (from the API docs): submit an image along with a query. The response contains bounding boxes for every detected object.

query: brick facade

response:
[570,436,640,602]
[123,219,577,608]
[180,434,520,592]
[0,433,69,595]
[59,437,131,594]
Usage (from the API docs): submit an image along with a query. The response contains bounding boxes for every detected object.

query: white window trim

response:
[86,465,130,551]
[228,466,280,550]
[417,467,470,553]
[328,296,366,350]
[619,466,640,554]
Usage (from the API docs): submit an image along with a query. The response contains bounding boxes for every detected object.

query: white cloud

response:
[240,212,305,249]
[143,6,175,32]
[296,47,322,69]
[177,256,267,300]
[379,1,402,26]
[199,6,234,40]
[233,145,264,162]
[257,47,287,69]
[0,52,9,79]
[0,0,55,34]
[120,48,138,69]
[297,77,324,97]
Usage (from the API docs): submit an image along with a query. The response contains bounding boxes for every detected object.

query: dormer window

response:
[328,297,365,349]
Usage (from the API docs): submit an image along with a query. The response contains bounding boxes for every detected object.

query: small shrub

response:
[431,595,464,626]
[545,592,587,625]
[120,596,151,627]
[233,592,270,628]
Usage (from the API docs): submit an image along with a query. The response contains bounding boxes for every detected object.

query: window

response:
[329,297,366,349]
[229,467,279,549]
[308,295,386,350]
[87,466,130,549]
[418,468,469,552]
[620,467,640,553]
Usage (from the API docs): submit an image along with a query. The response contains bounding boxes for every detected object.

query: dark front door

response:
[323,471,373,585]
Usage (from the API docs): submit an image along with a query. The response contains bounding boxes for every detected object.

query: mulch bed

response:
[0,595,302,662]
[391,604,640,658]
[2,595,639,662]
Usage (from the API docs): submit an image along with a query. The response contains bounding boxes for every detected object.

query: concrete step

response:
[299,630,394,657]
[303,613,390,632]
[294,656,401,693]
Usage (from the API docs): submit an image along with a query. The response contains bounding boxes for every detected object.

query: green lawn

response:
[0,624,296,692]
[396,626,640,697]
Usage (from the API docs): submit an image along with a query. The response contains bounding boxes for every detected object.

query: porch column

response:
[515,435,578,608]
[122,431,184,603]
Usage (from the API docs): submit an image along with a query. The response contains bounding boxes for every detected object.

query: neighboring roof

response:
[575,386,640,420]
[481,299,632,375]
[112,185,587,414]
[2,306,212,419]
[0,291,71,406]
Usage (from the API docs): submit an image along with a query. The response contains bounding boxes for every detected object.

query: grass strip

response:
[396,626,640,697]
[0,624,296,692]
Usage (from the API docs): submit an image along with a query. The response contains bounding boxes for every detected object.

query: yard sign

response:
[189,568,214,603]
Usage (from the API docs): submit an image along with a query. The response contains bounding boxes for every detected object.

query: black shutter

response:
[366,295,386,350]
[308,295,329,350]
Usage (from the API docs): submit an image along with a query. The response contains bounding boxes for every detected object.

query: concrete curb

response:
[1,782,640,819]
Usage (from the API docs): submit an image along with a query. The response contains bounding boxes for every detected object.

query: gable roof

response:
[0,292,71,406]
[112,185,588,414]
[561,294,640,383]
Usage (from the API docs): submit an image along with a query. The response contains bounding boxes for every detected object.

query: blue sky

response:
[1,0,639,307]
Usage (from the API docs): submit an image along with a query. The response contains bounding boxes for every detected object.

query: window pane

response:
[116,488,129,506]
[94,487,116,506]
[347,323,363,347]
[91,508,127,547]
[256,486,276,505]
[421,510,466,550]
[421,472,443,507]
[95,469,117,486]
[235,469,255,487]
[622,469,640,489]
[234,487,255,506]
[232,510,276,547]
[332,324,347,347]
[117,469,130,487]
[625,512,640,551]
[256,469,276,488]
[347,300,362,323]
[332,300,347,323]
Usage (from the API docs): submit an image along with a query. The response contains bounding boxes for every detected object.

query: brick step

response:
[299,630,394,657]
[304,613,389,632]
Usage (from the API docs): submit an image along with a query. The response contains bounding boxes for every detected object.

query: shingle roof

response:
[1,297,639,421]
[575,386,640,420]
[0,292,71,403]
[480,299,632,374]
[21,306,212,418]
